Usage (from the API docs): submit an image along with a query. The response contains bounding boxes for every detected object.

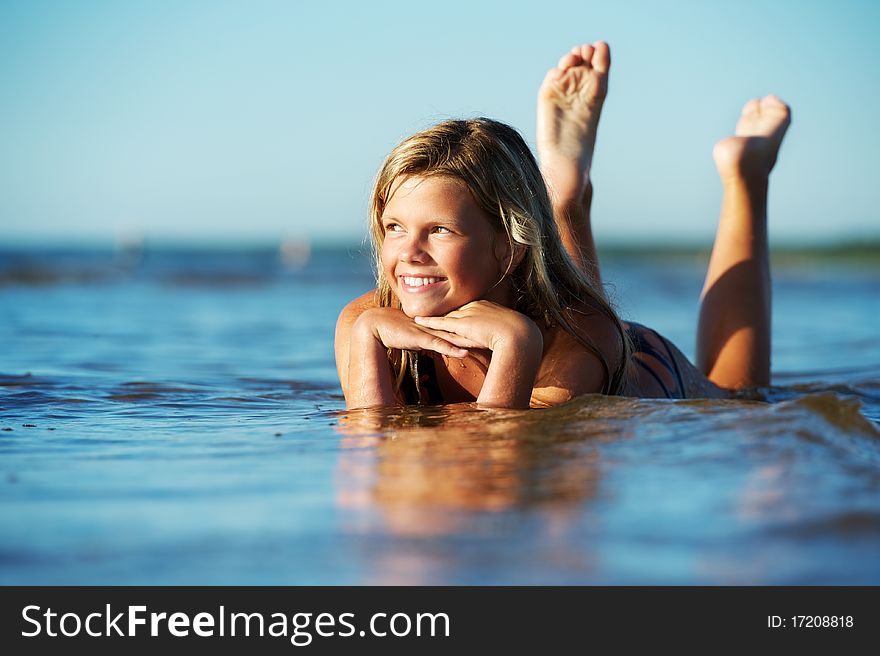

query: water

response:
[1,246,879,584]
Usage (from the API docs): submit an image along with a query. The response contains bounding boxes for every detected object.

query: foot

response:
[536,42,610,203]
[713,95,791,182]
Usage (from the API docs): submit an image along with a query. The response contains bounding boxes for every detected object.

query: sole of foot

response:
[536,41,610,200]
[713,95,791,181]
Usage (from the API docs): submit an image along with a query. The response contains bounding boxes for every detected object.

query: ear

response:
[494,238,527,274]
[509,243,527,270]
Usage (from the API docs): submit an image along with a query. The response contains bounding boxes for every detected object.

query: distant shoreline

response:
[599,242,880,266]
[1,240,879,266]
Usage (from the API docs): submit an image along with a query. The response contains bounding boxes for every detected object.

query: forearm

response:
[345,323,398,409]
[477,329,543,409]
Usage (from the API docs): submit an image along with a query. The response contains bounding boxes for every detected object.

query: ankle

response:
[713,136,778,185]
[719,171,769,193]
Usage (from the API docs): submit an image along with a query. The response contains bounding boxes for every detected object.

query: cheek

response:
[466,235,504,271]
[453,244,501,292]
[379,241,395,273]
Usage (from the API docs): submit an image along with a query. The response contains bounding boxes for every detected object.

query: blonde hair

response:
[369,118,630,399]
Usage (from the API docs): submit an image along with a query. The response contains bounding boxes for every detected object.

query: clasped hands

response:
[352,301,543,360]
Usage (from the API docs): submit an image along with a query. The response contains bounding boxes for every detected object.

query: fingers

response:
[413,316,483,347]
[413,315,455,331]
[375,320,470,358]
[450,299,496,314]
[405,327,468,357]
[426,335,469,359]
[408,323,476,355]
[419,325,482,349]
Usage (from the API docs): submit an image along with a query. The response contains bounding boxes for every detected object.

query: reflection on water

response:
[330,393,880,584]
[337,393,879,524]
[1,248,879,584]
[337,403,608,533]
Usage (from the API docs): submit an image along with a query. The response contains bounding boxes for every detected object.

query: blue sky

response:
[1,0,878,246]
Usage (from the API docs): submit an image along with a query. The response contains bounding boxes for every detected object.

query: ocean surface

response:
[1,245,878,584]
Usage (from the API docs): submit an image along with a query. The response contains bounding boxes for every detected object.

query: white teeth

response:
[402,276,439,287]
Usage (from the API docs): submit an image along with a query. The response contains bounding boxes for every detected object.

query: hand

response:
[353,307,480,358]
[412,300,542,354]
[414,301,544,408]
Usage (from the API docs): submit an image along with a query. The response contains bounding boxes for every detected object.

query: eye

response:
[432,225,452,234]
[384,222,403,233]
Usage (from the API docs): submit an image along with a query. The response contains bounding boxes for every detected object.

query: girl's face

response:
[380,175,512,318]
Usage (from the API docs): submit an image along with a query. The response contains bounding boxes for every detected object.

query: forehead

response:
[383,175,487,223]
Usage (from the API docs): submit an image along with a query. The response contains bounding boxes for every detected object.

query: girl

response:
[335,42,791,410]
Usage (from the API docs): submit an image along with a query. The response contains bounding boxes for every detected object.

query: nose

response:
[398,232,431,263]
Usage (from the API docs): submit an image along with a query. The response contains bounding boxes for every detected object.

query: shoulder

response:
[530,303,625,407]
[335,290,380,338]
[565,303,625,361]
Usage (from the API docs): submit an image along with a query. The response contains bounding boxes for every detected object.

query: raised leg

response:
[697,96,791,388]
[536,42,610,288]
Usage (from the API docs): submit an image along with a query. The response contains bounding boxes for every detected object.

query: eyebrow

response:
[381,215,463,226]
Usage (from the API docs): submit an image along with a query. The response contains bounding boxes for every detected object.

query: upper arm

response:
[529,311,623,408]
[530,337,606,408]
[334,290,379,397]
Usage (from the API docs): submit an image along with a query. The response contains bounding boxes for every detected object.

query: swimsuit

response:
[414,354,443,405]
[400,352,444,405]
[626,322,687,399]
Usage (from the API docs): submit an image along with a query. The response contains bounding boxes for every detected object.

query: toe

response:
[761,95,792,128]
[592,41,611,73]
[742,98,761,116]
[579,44,595,64]
[557,52,581,70]
[762,94,790,113]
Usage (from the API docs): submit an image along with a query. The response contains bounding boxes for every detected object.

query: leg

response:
[536,42,609,288]
[697,96,791,388]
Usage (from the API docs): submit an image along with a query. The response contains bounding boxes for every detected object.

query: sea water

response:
[1,246,878,584]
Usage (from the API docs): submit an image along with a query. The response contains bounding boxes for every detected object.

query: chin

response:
[399,298,450,318]
[400,303,433,318]
[399,306,419,318]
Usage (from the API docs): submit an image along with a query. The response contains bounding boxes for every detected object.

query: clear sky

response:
[1,0,878,246]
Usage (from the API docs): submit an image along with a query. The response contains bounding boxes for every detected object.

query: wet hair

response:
[369,117,631,399]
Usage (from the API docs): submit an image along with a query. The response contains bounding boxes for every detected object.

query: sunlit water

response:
[1,247,878,584]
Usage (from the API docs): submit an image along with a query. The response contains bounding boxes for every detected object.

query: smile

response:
[399,275,446,291]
